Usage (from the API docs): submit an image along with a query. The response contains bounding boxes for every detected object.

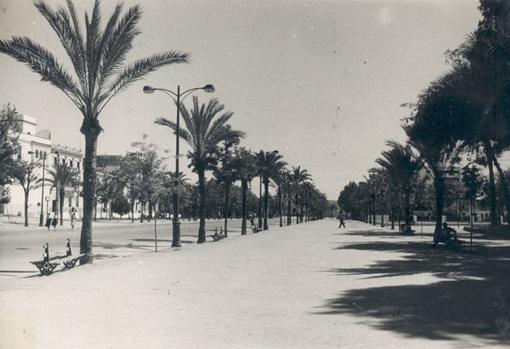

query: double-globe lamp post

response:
[143,84,215,247]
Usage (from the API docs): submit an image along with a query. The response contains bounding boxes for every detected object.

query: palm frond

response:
[95,4,140,94]
[0,36,83,109]
[154,117,192,144]
[99,51,189,112]
[35,1,88,91]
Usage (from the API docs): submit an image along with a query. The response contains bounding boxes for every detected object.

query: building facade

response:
[0,114,83,223]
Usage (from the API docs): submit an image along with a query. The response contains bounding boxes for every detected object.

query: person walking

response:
[338,213,346,228]
[70,207,76,230]
[45,213,52,230]
[51,213,58,231]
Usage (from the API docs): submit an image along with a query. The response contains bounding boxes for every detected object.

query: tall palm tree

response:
[376,141,422,233]
[155,97,244,243]
[230,147,257,234]
[289,166,311,224]
[256,150,287,230]
[276,169,290,227]
[0,1,189,263]
[46,162,80,225]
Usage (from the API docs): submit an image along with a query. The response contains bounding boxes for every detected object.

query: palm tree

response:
[155,97,244,243]
[230,147,257,234]
[376,141,422,233]
[258,151,287,230]
[289,166,311,224]
[46,162,80,225]
[0,1,189,263]
[276,169,290,227]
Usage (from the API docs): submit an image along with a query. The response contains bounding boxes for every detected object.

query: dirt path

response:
[1,219,509,348]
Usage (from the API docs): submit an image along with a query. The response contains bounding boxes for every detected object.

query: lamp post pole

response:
[173,85,181,246]
[39,152,46,226]
[143,84,215,247]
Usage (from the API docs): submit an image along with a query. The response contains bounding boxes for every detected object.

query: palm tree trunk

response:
[492,154,510,225]
[287,193,292,226]
[295,194,299,224]
[391,206,395,230]
[278,188,283,227]
[80,129,100,264]
[59,189,64,225]
[197,169,207,243]
[241,180,247,235]
[300,201,304,223]
[258,176,262,229]
[224,182,230,237]
[433,174,445,242]
[263,180,269,230]
[404,189,411,233]
[484,142,499,226]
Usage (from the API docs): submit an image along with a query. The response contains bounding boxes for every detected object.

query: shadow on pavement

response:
[318,229,510,344]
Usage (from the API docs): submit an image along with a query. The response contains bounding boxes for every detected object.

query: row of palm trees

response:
[0,1,328,262]
[155,96,328,242]
[339,0,510,243]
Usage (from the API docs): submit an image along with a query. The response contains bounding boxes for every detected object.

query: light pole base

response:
[39,214,44,227]
[171,220,181,247]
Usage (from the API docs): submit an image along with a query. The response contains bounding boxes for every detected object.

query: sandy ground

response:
[1,219,509,349]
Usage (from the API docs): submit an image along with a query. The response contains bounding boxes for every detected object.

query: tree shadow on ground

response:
[318,232,510,344]
[340,229,434,239]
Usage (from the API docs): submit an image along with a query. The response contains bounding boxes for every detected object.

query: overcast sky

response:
[0,0,481,199]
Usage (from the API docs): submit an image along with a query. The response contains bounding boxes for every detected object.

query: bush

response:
[111,196,130,218]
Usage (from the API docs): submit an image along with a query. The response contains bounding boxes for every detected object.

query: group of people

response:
[44,207,77,231]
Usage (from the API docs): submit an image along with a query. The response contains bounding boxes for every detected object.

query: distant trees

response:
[0,104,20,190]
[339,0,510,242]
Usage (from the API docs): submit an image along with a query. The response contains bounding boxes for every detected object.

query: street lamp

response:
[143,83,215,247]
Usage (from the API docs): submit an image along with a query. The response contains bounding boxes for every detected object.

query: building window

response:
[35,150,39,158]
[70,160,73,168]
[77,162,80,171]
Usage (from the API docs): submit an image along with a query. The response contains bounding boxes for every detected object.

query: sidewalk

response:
[1,220,509,348]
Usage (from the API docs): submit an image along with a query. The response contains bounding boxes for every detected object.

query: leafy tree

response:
[155,97,244,243]
[111,195,130,218]
[12,161,40,226]
[0,104,20,187]
[213,134,242,236]
[462,165,484,224]
[0,1,189,263]
[404,72,473,240]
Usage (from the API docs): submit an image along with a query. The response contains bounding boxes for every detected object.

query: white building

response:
[0,114,83,224]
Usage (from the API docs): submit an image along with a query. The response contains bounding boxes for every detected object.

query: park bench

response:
[433,227,464,249]
[209,228,226,242]
[252,226,262,233]
[400,224,416,234]
[30,239,83,276]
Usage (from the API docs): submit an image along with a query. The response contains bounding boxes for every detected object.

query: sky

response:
[0,0,482,199]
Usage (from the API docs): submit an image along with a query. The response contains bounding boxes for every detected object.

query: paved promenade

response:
[1,219,509,348]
